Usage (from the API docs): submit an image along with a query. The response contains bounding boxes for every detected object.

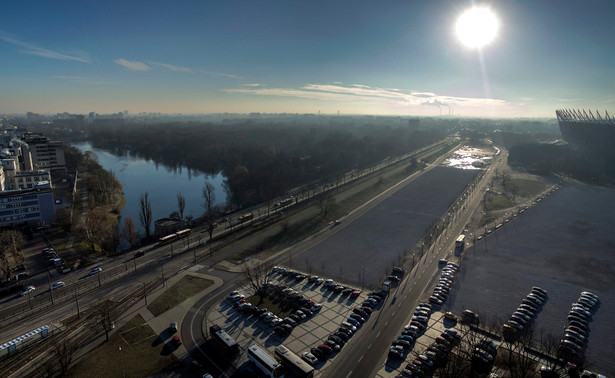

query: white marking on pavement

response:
[358,355,364,362]
[346,371,353,378]
[376,331,381,338]
[368,343,372,349]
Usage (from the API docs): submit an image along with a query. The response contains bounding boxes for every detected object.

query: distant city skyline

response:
[1,1,614,118]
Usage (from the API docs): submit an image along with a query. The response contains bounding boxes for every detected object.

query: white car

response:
[50,281,65,290]
[89,266,103,276]
[226,291,239,299]
[310,303,323,312]
[19,285,35,296]
[301,351,318,365]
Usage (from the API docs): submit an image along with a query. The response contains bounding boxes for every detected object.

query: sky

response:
[1,0,614,118]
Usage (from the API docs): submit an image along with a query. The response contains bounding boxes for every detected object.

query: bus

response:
[158,234,178,246]
[209,325,239,354]
[275,345,314,378]
[455,234,465,252]
[239,213,254,223]
[176,228,192,240]
[247,345,284,378]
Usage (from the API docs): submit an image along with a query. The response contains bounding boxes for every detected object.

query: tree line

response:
[86,122,444,208]
[508,143,615,186]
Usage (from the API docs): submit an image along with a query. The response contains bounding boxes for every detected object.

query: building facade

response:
[0,182,56,228]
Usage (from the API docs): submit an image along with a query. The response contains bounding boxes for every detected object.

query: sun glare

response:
[455,7,499,49]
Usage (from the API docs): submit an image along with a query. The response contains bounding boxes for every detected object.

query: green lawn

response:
[70,314,179,377]
[508,178,546,197]
[485,193,515,212]
[147,275,214,316]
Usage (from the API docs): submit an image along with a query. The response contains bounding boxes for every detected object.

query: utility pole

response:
[74,287,80,318]
[143,282,147,305]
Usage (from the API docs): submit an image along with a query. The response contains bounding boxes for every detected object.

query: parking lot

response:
[375,310,503,378]
[207,269,383,376]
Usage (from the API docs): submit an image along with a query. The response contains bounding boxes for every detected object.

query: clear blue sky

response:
[1,0,613,118]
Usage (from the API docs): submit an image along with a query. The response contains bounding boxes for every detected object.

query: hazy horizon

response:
[2,1,614,118]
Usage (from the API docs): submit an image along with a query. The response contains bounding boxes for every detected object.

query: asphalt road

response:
[320,150,506,378]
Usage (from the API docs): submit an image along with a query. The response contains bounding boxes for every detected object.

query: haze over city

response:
[2,0,614,117]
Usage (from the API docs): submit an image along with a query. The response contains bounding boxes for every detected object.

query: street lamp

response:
[119,347,125,378]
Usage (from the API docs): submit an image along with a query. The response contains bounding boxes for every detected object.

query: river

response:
[72,142,227,235]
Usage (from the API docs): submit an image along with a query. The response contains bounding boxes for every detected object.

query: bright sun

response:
[455,7,499,49]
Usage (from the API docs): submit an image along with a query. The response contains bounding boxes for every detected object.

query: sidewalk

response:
[68,268,224,377]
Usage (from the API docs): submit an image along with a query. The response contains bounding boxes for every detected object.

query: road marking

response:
[345,371,353,378]
[385,320,389,326]
[392,310,396,316]
[376,331,381,338]
[358,355,364,362]
[368,343,372,349]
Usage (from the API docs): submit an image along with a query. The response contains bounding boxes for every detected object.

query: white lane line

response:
[385,320,389,326]
[346,371,353,378]
[368,343,372,349]
[376,331,381,338]
[392,310,396,316]
[358,355,364,362]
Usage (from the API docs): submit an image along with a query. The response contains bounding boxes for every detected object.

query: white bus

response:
[247,345,284,378]
[275,345,314,378]
[455,234,465,252]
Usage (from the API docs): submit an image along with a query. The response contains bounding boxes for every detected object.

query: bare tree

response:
[319,193,337,220]
[50,338,78,376]
[177,191,186,219]
[122,216,139,248]
[202,181,219,242]
[139,192,152,238]
[0,230,25,265]
[94,300,115,342]
[241,259,274,302]
[0,230,25,278]
[79,209,107,253]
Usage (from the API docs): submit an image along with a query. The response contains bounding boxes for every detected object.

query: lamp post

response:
[119,347,125,378]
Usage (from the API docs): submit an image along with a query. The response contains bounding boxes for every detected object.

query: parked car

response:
[317,344,333,355]
[283,317,298,327]
[301,351,319,365]
[310,347,326,361]
[310,303,323,312]
[353,308,369,318]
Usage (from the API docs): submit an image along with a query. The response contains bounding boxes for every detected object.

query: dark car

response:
[333,285,345,293]
[393,339,411,349]
[336,327,352,337]
[311,347,326,361]
[329,334,345,345]
[334,331,350,342]
[319,342,336,354]
[284,317,298,327]
[353,308,368,318]
[275,324,292,336]
[349,313,365,323]
[134,251,145,258]
[342,288,353,296]
[289,313,302,323]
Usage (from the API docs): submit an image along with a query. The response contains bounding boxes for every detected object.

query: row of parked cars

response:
[390,302,433,359]
[399,328,462,377]
[558,291,600,363]
[429,261,458,306]
[302,290,386,365]
[471,337,498,372]
[226,286,323,337]
[502,286,547,341]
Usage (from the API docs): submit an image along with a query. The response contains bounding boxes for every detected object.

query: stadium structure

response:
[556,109,615,152]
